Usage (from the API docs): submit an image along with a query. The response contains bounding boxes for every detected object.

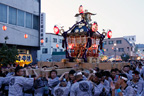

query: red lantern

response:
[53,26,59,35]
[2,26,7,31]
[56,44,59,48]
[79,5,84,14]
[41,39,44,43]
[107,30,112,39]
[69,44,74,49]
[92,22,98,32]
[24,34,28,39]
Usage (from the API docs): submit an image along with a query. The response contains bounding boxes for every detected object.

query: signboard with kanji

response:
[40,13,46,46]
[16,54,33,66]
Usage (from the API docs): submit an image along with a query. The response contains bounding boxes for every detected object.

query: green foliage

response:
[0,44,18,67]
[121,53,130,61]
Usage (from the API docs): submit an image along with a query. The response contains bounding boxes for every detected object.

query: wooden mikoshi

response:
[54,5,110,63]
[67,32,101,62]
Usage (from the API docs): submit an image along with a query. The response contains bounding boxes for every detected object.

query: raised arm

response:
[33,69,41,80]
[87,73,94,81]
[33,69,38,77]
[24,68,29,77]
[59,72,69,81]
[111,81,123,96]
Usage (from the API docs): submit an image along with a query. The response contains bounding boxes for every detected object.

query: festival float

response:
[53,5,112,64]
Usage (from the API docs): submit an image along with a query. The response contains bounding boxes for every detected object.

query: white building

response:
[123,35,136,56]
[0,0,40,63]
[123,35,136,43]
[37,33,65,61]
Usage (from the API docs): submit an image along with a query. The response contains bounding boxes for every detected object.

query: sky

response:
[41,0,144,44]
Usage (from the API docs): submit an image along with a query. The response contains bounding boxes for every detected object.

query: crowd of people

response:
[0,60,144,96]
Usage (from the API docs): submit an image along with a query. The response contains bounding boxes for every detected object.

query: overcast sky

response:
[41,0,144,44]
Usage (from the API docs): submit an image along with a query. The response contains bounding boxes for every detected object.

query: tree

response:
[0,44,18,67]
[121,53,130,62]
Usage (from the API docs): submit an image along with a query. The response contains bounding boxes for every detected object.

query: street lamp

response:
[114,43,117,62]
[4,36,9,44]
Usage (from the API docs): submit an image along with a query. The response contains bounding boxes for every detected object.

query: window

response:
[40,33,43,37]
[41,29,43,32]
[9,7,17,25]
[45,38,48,43]
[53,38,57,43]
[59,39,62,43]
[0,4,7,23]
[103,41,107,45]
[42,48,47,54]
[106,49,108,51]
[33,15,39,30]
[18,10,24,27]
[35,0,39,2]
[18,49,27,54]
[109,41,113,45]
[118,48,124,52]
[60,49,63,52]
[53,48,57,52]
[41,25,43,28]
[116,40,122,44]
[127,47,129,51]
[26,12,32,28]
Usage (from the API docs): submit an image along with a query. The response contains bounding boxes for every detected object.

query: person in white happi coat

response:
[110,69,119,83]
[111,74,135,96]
[70,71,93,96]
[68,70,76,85]
[54,80,71,96]
[34,70,49,96]
[127,70,144,96]
[136,63,143,74]
[8,66,41,96]
[91,72,107,96]
[122,65,133,80]
[0,77,4,95]
[101,71,110,95]
[48,70,60,96]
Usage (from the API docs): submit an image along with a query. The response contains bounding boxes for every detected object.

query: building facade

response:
[136,44,144,59]
[37,33,65,61]
[103,37,135,57]
[0,0,41,63]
